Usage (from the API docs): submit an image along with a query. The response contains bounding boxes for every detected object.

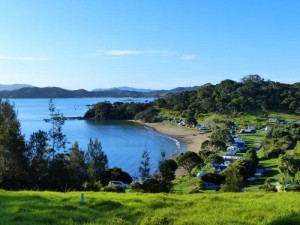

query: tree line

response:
[0,99,133,191]
[154,75,300,115]
[84,101,159,122]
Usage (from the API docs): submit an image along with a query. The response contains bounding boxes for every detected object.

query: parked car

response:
[108,181,130,189]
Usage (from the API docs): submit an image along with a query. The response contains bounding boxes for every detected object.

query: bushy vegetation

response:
[154,75,300,115]
[261,124,300,158]
[84,101,159,122]
[0,100,132,191]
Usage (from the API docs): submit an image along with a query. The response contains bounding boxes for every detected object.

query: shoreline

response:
[130,120,209,154]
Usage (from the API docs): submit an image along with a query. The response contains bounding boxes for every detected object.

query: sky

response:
[0,0,299,90]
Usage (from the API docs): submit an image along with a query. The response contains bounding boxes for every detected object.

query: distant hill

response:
[92,86,156,93]
[0,86,200,98]
[0,87,91,98]
[0,84,34,91]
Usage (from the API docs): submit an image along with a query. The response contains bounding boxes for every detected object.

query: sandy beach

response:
[131,120,209,153]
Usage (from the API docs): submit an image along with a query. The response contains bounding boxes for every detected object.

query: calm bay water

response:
[11,98,185,175]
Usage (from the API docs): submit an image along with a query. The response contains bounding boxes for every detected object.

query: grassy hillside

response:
[1,190,300,225]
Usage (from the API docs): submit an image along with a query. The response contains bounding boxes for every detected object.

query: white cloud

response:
[105,49,197,61]
[181,54,196,61]
[0,56,48,61]
[106,50,142,56]
[106,49,177,57]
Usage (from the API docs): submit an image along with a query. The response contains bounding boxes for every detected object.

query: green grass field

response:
[1,190,300,225]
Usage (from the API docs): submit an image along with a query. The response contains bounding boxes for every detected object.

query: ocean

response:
[10,98,185,175]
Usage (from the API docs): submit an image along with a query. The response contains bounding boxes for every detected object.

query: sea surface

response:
[10,98,186,175]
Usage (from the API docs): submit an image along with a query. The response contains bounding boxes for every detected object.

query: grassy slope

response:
[1,190,300,225]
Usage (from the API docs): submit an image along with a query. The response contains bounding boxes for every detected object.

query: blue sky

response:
[0,0,299,90]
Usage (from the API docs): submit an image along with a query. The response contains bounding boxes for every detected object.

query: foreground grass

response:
[1,190,300,225]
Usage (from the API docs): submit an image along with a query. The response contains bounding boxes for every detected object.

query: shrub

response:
[103,185,125,193]
[259,178,277,192]
[82,181,102,191]
[286,184,300,192]
[142,178,169,193]
[130,182,143,192]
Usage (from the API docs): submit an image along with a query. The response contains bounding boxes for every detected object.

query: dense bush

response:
[103,185,125,193]
[84,101,156,120]
[262,124,300,159]
[131,179,170,193]
[155,75,300,114]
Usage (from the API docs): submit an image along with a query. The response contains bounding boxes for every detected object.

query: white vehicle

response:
[109,181,130,189]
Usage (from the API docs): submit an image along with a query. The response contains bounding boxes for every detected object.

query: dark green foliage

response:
[140,178,169,193]
[200,140,227,152]
[47,153,70,191]
[185,116,198,127]
[260,178,277,192]
[129,182,144,192]
[86,138,108,182]
[201,173,225,185]
[159,159,178,182]
[84,101,158,121]
[102,167,133,186]
[0,100,28,189]
[134,107,160,122]
[285,184,300,192]
[67,142,88,190]
[139,149,151,182]
[278,155,300,182]
[221,165,244,192]
[103,185,125,193]
[155,75,300,114]
[82,181,102,191]
[177,151,203,176]
[26,130,50,189]
[210,129,233,143]
[262,124,300,159]
[225,159,257,181]
[244,148,259,167]
[143,178,169,193]
[46,99,67,159]
[198,150,224,164]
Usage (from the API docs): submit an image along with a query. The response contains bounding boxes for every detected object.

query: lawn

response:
[1,190,300,225]
[239,130,266,149]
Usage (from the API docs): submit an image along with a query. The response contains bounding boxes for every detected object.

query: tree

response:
[201,140,226,152]
[244,148,259,166]
[86,138,108,182]
[47,153,70,191]
[278,155,300,182]
[26,130,50,189]
[210,129,233,143]
[67,142,87,190]
[159,159,178,182]
[0,100,28,189]
[177,151,202,176]
[185,116,198,127]
[221,165,244,192]
[102,167,132,186]
[139,149,151,182]
[46,99,67,160]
